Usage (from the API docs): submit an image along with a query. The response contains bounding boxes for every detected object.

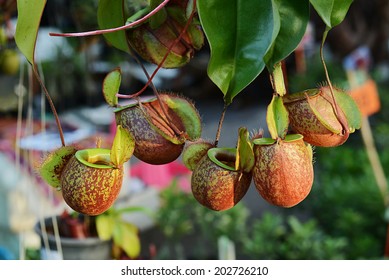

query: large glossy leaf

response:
[265,0,310,69]
[310,0,354,28]
[98,0,129,53]
[197,0,276,105]
[15,0,47,65]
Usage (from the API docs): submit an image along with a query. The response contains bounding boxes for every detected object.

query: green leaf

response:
[103,68,121,107]
[126,7,151,25]
[98,0,129,53]
[265,0,310,69]
[266,95,289,139]
[182,140,213,171]
[284,134,304,142]
[113,222,141,258]
[96,215,115,241]
[197,0,276,105]
[334,90,362,131]
[39,146,77,188]
[149,0,167,29]
[235,127,254,173]
[110,125,135,167]
[116,206,154,218]
[309,0,354,28]
[185,0,196,19]
[15,0,47,65]
[252,138,276,146]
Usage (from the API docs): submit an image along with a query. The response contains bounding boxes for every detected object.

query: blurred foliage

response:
[242,213,347,260]
[156,180,349,259]
[69,0,99,31]
[25,248,41,260]
[300,143,387,259]
[370,76,389,150]
[156,179,249,259]
[158,181,195,240]
[287,49,349,93]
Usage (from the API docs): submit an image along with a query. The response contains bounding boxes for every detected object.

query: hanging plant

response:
[15,0,361,215]
[190,127,255,211]
[39,125,135,216]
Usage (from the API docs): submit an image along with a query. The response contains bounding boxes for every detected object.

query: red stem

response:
[320,27,348,135]
[49,0,171,38]
[214,104,228,147]
[32,65,66,147]
[117,0,197,99]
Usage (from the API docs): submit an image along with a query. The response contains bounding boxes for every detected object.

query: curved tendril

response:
[49,0,171,38]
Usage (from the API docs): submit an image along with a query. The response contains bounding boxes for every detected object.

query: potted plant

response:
[35,211,112,260]
[35,205,145,260]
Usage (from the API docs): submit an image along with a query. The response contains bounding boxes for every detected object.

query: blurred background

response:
[0,0,389,260]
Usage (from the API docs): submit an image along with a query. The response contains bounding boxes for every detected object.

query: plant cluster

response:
[15,0,362,218]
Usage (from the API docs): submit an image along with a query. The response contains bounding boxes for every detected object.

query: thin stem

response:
[320,26,348,135]
[49,0,171,38]
[122,21,187,138]
[32,65,66,147]
[121,47,160,113]
[117,0,198,100]
[320,27,335,97]
[360,117,389,206]
[214,104,229,147]
[118,0,156,98]
[119,0,198,138]
[125,38,160,97]
[347,72,389,207]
